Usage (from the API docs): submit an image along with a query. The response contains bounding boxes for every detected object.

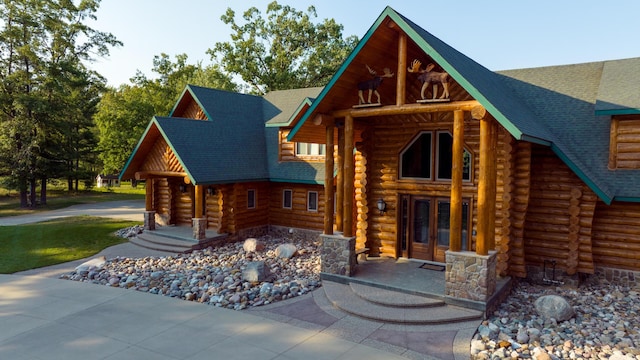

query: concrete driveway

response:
[0,200,144,226]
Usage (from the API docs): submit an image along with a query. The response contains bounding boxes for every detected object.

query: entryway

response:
[399,195,470,262]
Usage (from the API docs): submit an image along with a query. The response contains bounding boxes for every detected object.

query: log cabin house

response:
[121,6,640,305]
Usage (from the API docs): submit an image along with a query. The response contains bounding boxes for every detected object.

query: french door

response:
[399,195,469,262]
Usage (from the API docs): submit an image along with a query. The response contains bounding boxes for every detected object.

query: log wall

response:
[176,100,207,120]
[522,146,597,275]
[268,183,325,230]
[507,141,532,278]
[220,182,270,233]
[363,111,505,258]
[154,177,172,223]
[591,201,640,271]
[140,137,184,172]
[609,117,640,169]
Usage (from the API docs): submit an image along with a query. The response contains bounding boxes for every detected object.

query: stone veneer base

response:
[445,250,497,303]
[320,234,356,277]
[144,211,156,231]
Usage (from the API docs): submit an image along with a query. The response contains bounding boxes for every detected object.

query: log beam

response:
[333,100,479,118]
[343,114,355,237]
[324,121,335,235]
[396,33,407,106]
[135,171,187,180]
[449,110,464,252]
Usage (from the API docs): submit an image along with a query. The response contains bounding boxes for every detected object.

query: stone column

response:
[320,234,356,277]
[445,250,497,302]
[192,218,207,241]
[144,211,156,231]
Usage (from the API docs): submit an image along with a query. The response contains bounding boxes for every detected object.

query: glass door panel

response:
[410,199,433,261]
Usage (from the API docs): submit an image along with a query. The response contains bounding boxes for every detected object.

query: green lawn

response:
[0,216,139,273]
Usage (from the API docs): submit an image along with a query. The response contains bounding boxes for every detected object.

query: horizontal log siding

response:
[523,146,596,275]
[508,141,532,278]
[206,190,222,230]
[268,183,324,230]
[611,118,640,169]
[154,178,171,223]
[174,184,193,226]
[230,182,270,232]
[592,201,640,271]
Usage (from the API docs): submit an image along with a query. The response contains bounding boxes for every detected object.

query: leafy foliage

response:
[208,1,358,94]
[0,0,121,206]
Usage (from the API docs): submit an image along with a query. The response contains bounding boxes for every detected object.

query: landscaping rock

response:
[275,243,297,259]
[534,294,575,322]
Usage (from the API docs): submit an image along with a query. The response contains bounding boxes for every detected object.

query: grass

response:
[0,216,140,274]
[0,181,145,218]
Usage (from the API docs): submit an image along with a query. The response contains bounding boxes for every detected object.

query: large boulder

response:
[534,294,575,322]
[242,261,271,282]
[275,243,297,259]
[243,238,265,252]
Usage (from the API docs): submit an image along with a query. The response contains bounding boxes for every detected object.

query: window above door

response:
[399,130,472,182]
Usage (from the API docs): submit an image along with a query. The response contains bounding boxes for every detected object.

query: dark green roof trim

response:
[595,108,640,116]
[612,196,640,203]
[270,178,324,185]
[550,143,612,205]
[519,135,551,146]
[265,97,314,128]
[118,118,157,181]
[196,178,272,186]
[288,7,391,141]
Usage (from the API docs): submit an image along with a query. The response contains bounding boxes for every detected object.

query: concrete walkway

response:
[0,274,411,360]
[1,202,477,359]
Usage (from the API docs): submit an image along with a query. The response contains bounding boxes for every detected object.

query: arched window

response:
[400,131,472,181]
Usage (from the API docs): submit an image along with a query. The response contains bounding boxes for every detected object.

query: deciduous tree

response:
[208,1,358,94]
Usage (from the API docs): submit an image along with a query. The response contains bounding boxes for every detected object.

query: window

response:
[307,191,318,212]
[296,142,326,156]
[400,131,472,181]
[247,189,256,209]
[283,189,292,209]
[400,132,432,179]
[436,131,472,181]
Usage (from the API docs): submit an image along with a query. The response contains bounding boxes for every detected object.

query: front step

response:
[129,231,195,253]
[323,281,483,325]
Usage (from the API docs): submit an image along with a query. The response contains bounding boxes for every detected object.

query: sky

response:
[88,0,640,87]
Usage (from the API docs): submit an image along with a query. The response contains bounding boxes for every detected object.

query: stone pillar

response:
[192,218,207,241]
[320,234,356,277]
[144,211,156,231]
[445,250,497,302]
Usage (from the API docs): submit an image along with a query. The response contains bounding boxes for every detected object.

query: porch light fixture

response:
[377,198,387,215]
[179,184,187,193]
[207,187,216,196]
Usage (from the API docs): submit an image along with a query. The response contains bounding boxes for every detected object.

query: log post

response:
[145,178,153,211]
[449,110,464,252]
[343,114,355,238]
[396,33,407,106]
[336,125,345,232]
[476,111,494,256]
[324,120,335,235]
[194,184,203,219]
[487,120,497,251]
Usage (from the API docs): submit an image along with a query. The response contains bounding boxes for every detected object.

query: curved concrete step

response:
[324,281,482,325]
[349,282,445,308]
[129,232,194,253]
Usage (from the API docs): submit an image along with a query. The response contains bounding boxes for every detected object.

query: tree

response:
[208,1,358,94]
[95,53,237,175]
[0,0,120,206]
